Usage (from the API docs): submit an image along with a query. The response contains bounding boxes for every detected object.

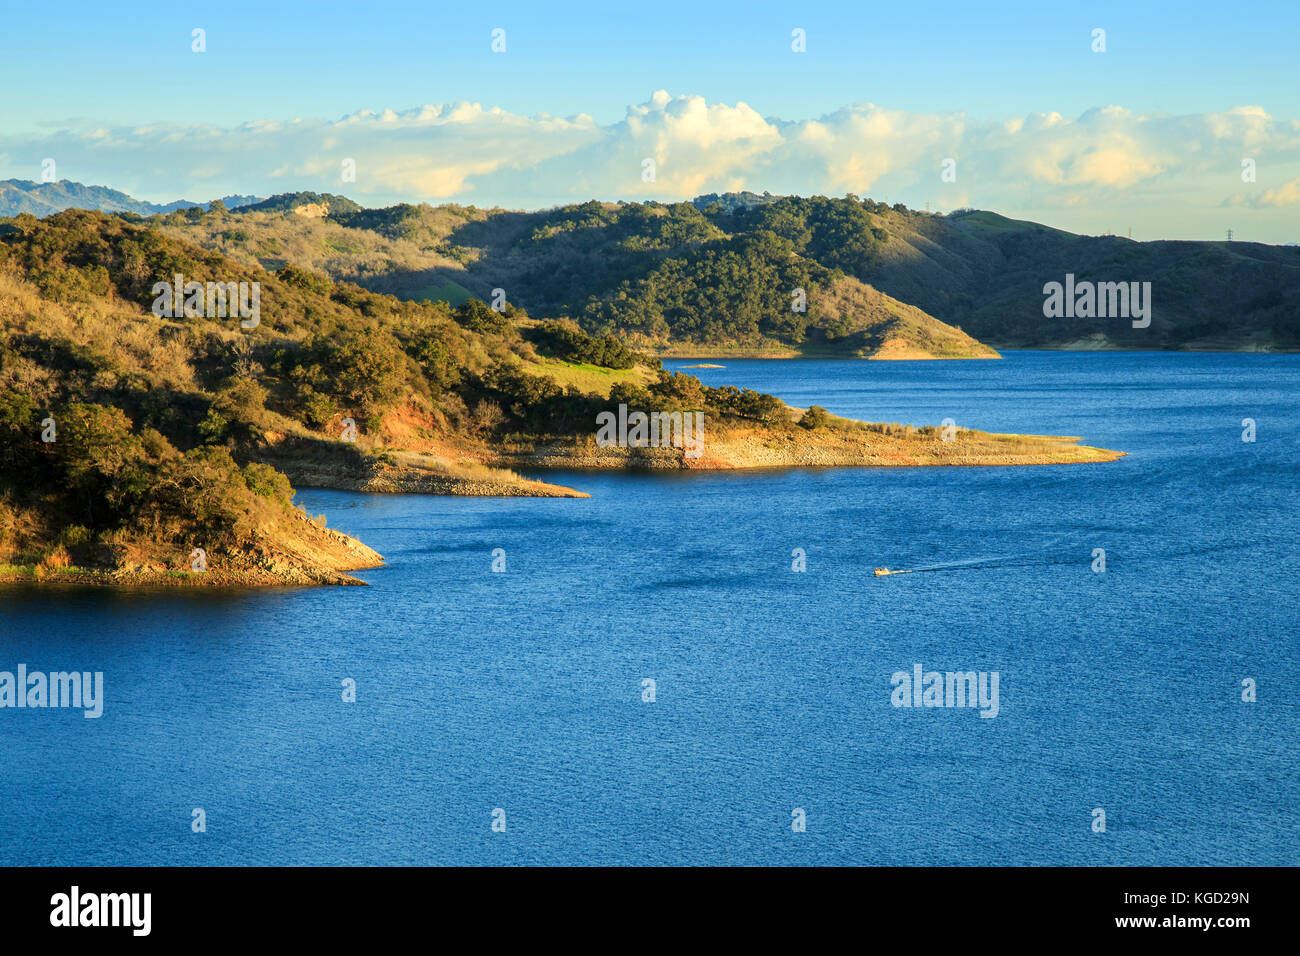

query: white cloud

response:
[1256,178,1300,207]
[3,93,1300,239]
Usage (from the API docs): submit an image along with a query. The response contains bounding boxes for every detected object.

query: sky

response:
[1,0,1297,241]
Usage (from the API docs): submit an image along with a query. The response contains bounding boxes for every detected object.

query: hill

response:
[12,185,1298,351]
[155,196,998,358]
[0,207,1119,586]
[240,192,363,216]
[708,198,1300,350]
[154,190,1300,353]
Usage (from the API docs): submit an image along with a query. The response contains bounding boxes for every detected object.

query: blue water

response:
[2,351,1297,865]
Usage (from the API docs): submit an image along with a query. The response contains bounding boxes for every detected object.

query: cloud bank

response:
[4,93,1299,241]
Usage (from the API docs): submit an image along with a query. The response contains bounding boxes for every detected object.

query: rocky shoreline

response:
[0,509,384,589]
[254,444,589,499]
[2,421,1121,591]
[496,426,1125,471]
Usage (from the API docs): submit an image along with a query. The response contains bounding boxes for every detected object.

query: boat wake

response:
[875,534,1074,577]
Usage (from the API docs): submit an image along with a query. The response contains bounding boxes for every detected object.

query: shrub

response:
[454,299,512,335]
[530,319,637,369]
[242,462,292,500]
[197,408,230,445]
[799,405,832,429]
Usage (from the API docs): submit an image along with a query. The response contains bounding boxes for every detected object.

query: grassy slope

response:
[807,274,998,358]
[0,211,591,585]
[865,209,1300,349]
[155,202,1000,358]
[0,270,386,586]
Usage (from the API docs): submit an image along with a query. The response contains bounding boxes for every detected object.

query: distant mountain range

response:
[0,179,261,218]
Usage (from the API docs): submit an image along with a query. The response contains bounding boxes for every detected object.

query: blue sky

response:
[2,1,1298,240]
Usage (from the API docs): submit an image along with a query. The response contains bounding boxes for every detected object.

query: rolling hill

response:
[154,196,998,358]
[14,182,1298,352]
[154,191,1300,353]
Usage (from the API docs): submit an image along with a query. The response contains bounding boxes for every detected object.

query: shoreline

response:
[0,507,385,590]
[0,565,376,589]
[654,345,1300,358]
[649,345,1001,360]
[496,428,1124,471]
[5,418,1123,590]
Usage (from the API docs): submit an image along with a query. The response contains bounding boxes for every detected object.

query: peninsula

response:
[0,208,1121,587]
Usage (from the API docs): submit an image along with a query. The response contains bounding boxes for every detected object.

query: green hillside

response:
[154,197,999,358]
[0,208,824,580]
[153,190,1300,353]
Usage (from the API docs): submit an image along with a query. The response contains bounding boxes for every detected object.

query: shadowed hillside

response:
[155,197,999,358]
[153,191,1300,354]
[863,209,1300,350]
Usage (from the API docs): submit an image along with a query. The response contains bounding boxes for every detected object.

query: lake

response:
[2,351,1296,865]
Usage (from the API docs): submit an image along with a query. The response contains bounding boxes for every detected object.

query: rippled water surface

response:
[2,351,1296,865]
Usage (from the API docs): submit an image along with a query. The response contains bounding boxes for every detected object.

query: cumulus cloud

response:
[1255,178,1300,207]
[3,92,1300,238]
[1,103,602,204]
[481,91,784,202]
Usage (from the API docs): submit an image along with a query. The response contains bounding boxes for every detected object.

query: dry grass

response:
[0,270,200,397]
[155,210,475,298]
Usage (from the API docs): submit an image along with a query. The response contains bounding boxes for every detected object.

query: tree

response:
[799,405,832,429]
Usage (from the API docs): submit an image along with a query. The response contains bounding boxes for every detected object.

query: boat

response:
[874,567,891,576]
